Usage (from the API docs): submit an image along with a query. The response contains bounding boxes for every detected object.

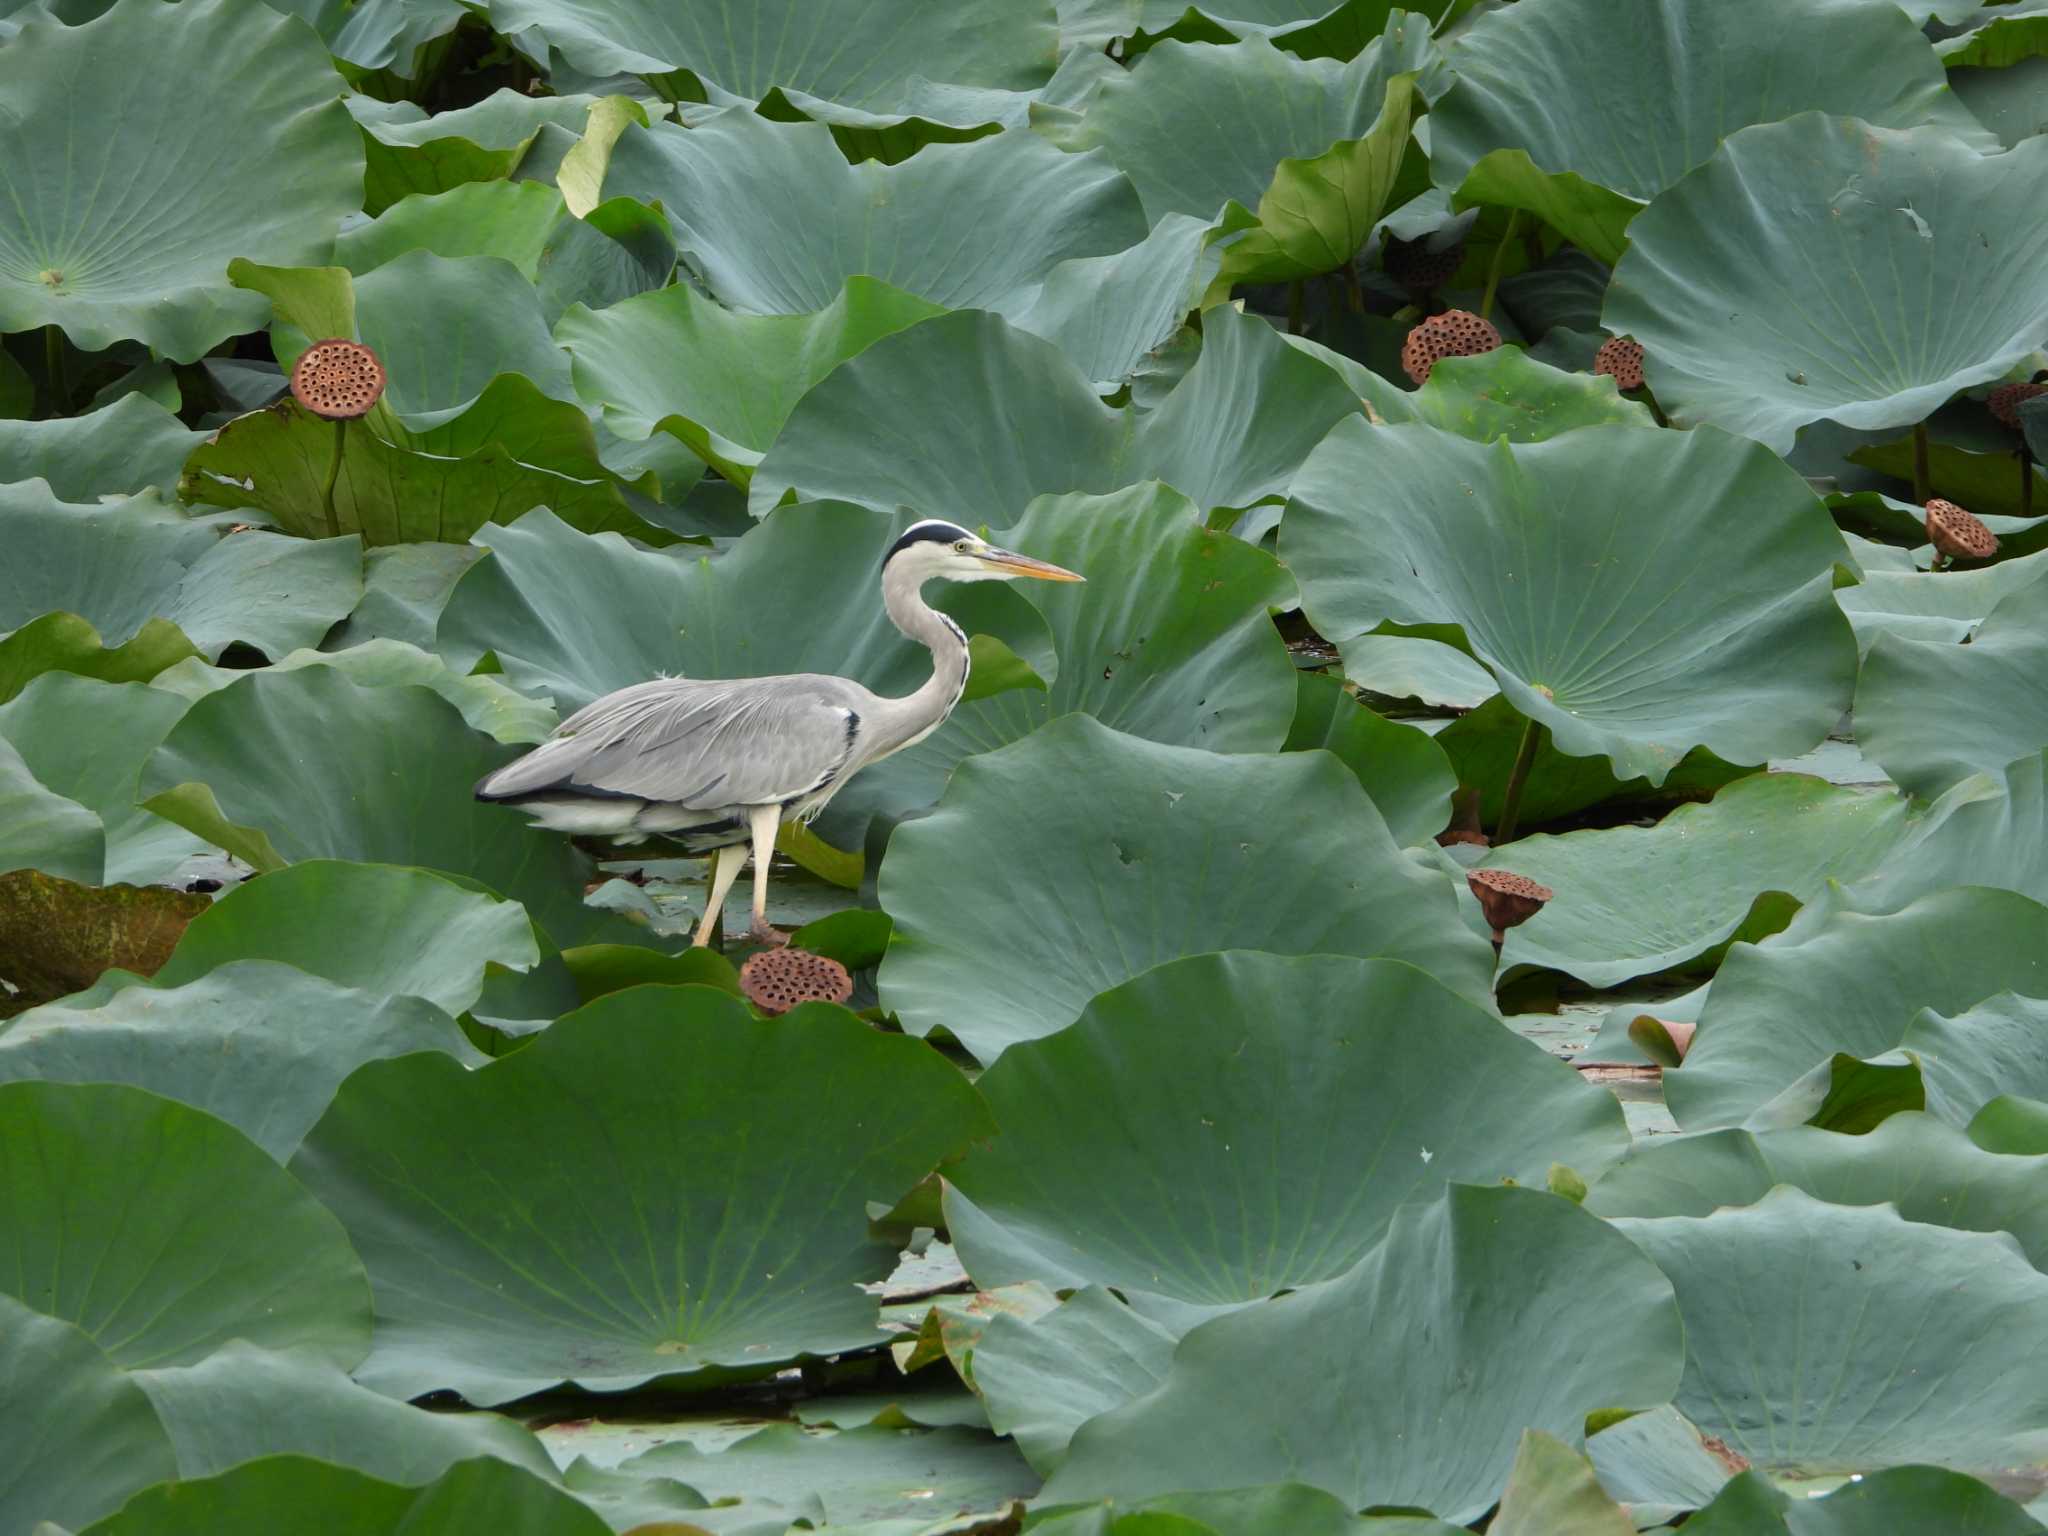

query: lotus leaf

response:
[1855,577,2048,798]
[0,611,199,707]
[1488,1430,1634,1536]
[0,0,362,359]
[1850,433,2048,521]
[1939,0,2048,68]
[0,960,480,1160]
[353,90,604,215]
[944,953,1626,1309]
[1613,1189,2048,1480]
[1899,994,2048,1129]
[1684,1465,2047,1535]
[290,987,990,1403]
[1582,1405,1742,1525]
[1043,1184,1682,1521]
[604,111,1144,315]
[1404,348,1656,441]
[0,394,202,498]
[1284,422,1856,786]
[0,1293,178,1534]
[1282,672,1455,847]
[312,0,468,77]
[1604,118,2048,453]
[77,1453,613,1536]
[1977,1097,2048,1157]
[1340,634,1498,710]
[1429,0,1988,264]
[878,717,1495,1061]
[1034,1483,1421,1536]
[1487,774,1923,986]
[137,668,616,946]
[0,1081,370,1368]
[0,738,102,883]
[330,546,484,653]
[1835,550,2048,655]
[335,180,568,283]
[753,305,1365,523]
[1668,885,2048,1128]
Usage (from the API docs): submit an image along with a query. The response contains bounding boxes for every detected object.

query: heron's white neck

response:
[865,557,971,759]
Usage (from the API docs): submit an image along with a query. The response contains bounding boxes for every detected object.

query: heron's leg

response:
[692,842,748,949]
[744,804,789,947]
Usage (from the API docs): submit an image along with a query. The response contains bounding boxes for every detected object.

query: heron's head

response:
[884,519,1085,585]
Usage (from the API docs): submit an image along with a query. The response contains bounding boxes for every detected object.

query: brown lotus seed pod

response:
[1594,335,1645,392]
[290,338,386,420]
[1400,309,1502,386]
[1924,498,1999,563]
[1467,868,1553,943]
[1383,233,1465,293]
[739,946,853,1017]
[1988,380,2047,431]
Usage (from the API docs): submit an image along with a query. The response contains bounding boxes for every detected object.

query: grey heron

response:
[475,519,1083,948]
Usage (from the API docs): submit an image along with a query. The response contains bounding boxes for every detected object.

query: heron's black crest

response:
[884,519,974,563]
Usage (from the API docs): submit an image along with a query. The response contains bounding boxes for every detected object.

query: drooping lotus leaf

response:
[945,953,1627,1309]
[137,668,618,947]
[1835,549,2048,656]
[352,90,605,215]
[336,179,561,286]
[966,1287,1178,1475]
[1486,774,1922,987]
[878,717,1497,1062]
[0,611,198,707]
[1604,118,2048,454]
[76,1453,613,1536]
[1042,1184,1682,1522]
[433,502,1049,722]
[1940,0,2048,68]
[1684,1465,2047,1536]
[1489,1430,1635,1536]
[1402,348,1657,441]
[1849,434,2048,523]
[0,486,363,664]
[1282,671,1455,848]
[556,277,945,487]
[309,0,468,77]
[1612,1189,2048,1481]
[1854,577,2048,799]
[1429,0,1990,265]
[1582,1406,1742,1527]
[604,111,1144,315]
[817,483,1303,847]
[0,1081,371,1368]
[1666,885,2048,1129]
[753,305,1365,523]
[0,961,480,1161]
[0,870,207,1020]
[1034,1482,1415,1536]
[133,1342,558,1486]
[154,861,539,1017]
[1283,422,1857,785]
[1900,994,2048,1129]
[290,987,990,1403]
[0,736,102,883]
[484,0,1058,119]
[0,0,362,359]
[1341,634,1498,710]
[0,394,203,498]
[329,545,484,652]
[0,1293,178,1534]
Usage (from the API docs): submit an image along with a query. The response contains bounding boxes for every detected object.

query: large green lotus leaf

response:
[1034,1483,1418,1536]
[1849,434,2048,522]
[0,675,205,885]
[1405,348,1656,441]
[1486,774,1923,987]
[619,1423,1038,1526]
[878,717,1496,1062]
[817,483,1302,848]
[136,668,616,948]
[1903,994,2048,1129]
[604,111,1143,315]
[0,737,102,883]
[0,960,479,1161]
[1488,1430,1634,1536]
[0,611,198,707]
[1604,118,2048,454]
[1668,885,2048,1129]
[1854,577,2048,799]
[1281,672,1455,848]
[0,0,362,359]
[1043,1184,1681,1522]
[945,953,1627,1310]
[1685,1465,2047,1536]
[0,1293,177,1534]
[1581,1406,1742,1526]
[1835,549,2048,656]
[556,277,944,487]
[314,0,467,77]
[77,1453,613,1536]
[484,0,1057,115]
[1044,24,1428,222]
[134,1342,557,1486]
[154,860,539,1016]
[353,90,603,215]
[1283,422,1857,785]
[336,180,564,283]
[433,503,1050,723]
[1977,1097,2048,1158]
[753,305,1364,523]
[290,987,991,1404]
[0,1081,370,1368]
[1429,0,1988,264]
[1829,749,2048,918]
[1613,1189,2048,1481]
[1940,0,2048,68]
[329,544,483,652]
[0,394,203,498]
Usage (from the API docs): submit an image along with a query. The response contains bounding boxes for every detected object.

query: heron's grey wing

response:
[479,676,872,809]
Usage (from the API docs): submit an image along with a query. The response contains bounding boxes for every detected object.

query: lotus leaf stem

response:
[1644,393,1671,430]
[1912,421,1931,504]
[1495,715,1545,844]
[1480,211,1519,323]
[42,325,67,417]
[320,417,348,540]
[2022,452,2035,522]
[1287,280,1306,335]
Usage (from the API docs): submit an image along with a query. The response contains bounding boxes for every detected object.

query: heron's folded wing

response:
[482,677,867,809]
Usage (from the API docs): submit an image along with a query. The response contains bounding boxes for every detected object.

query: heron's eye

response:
[953,540,969,552]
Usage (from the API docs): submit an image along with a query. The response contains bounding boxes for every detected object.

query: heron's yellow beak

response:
[977,546,1085,582]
